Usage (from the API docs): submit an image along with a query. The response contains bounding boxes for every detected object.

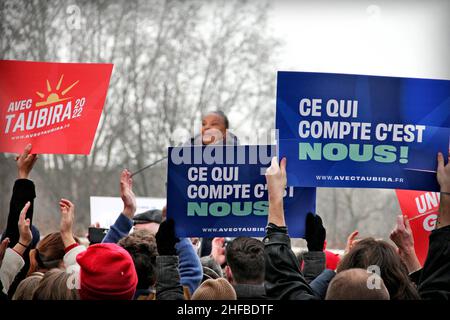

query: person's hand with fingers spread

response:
[390,215,421,273]
[59,198,76,248]
[120,169,136,219]
[11,202,33,257]
[16,143,38,179]
[265,157,287,227]
[210,237,226,266]
[344,230,359,255]
[436,151,450,229]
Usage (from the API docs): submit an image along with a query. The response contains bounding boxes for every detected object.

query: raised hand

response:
[390,215,414,252]
[265,157,287,227]
[18,201,33,247]
[437,152,450,229]
[120,169,136,219]
[344,230,359,255]
[390,215,421,273]
[59,198,76,247]
[210,237,226,266]
[437,152,450,193]
[16,143,38,179]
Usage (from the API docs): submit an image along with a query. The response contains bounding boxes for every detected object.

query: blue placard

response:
[166,145,316,237]
[276,71,450,191]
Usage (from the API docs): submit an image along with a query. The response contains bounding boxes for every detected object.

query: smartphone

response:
[88,227,109,245]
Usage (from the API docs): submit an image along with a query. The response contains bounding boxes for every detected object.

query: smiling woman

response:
[190,111,239,146]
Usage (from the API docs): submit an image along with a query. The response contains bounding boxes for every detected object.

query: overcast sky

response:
[268,0,449,80]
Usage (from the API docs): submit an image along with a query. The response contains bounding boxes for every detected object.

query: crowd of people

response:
[0,112,449,300]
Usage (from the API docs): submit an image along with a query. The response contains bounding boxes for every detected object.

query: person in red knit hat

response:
[59,199,138,300]
[76,243,138,300]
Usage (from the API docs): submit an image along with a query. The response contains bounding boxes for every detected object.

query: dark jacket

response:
[233,284,267,300]
[1,179,36,298]
[263,223,318,300]
[156,256,185,300]
[302,251,335,299]
[414,225,450,300]
[302,251,326,283]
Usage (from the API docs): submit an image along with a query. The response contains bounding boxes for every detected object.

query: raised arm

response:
[436,152,450,229]
[102,169,136,243]
[263,157,316,300]
[390,215,421,274]
[416,152,450,299]
[0,202,33,294]
[2,144,37,245]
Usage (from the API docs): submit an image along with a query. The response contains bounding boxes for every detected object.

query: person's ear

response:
[225,265,233,283]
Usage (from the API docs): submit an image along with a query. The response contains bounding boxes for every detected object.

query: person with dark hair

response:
[263,157,317,300]
[117,229,158,299]
[190,110,239,146]
[325,268,390,300]
[336,237,420,300]
[224,237,266,299]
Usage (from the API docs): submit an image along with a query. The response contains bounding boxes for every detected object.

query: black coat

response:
[234,284,267,300]
[263,224,318,300]
[1,179,36,298]
[414,225,450,300]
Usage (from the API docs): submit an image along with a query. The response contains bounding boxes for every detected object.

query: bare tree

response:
[0,0,279,235]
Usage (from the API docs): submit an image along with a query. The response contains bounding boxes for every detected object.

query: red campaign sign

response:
[0,60,113,154]
[395,189,440,266]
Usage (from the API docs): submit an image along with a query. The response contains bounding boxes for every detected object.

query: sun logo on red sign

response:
[35,75,79,107]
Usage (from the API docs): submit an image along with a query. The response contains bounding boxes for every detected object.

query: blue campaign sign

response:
[276,71,450,191]
[166,145,316,238]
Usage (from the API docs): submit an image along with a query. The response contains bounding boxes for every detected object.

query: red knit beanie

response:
[76,243,138,300]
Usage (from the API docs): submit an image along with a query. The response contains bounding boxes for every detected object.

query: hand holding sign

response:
[390,215,421,273]
[437,152,450,193]
[15,143,38,179]
[437,152,450,229]
[265,157,287,227]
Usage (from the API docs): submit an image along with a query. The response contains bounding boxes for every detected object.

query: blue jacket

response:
[102,213,202,295]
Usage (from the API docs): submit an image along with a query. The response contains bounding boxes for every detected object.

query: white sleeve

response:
[0,248,25,294]
[63,245,86,271]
